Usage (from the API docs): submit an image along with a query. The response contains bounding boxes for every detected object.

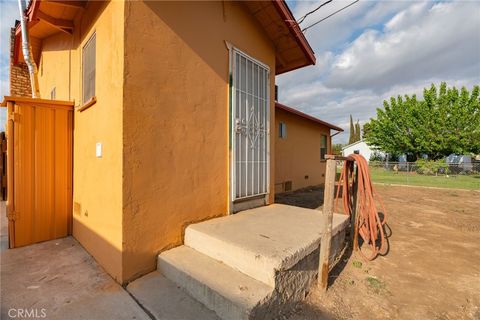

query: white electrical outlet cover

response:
[96,142,102,158]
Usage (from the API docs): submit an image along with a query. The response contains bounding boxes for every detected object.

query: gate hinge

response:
[7,211,18,221]
[9,112,20,122]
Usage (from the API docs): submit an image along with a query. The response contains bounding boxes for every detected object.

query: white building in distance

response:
[342,140,384,162]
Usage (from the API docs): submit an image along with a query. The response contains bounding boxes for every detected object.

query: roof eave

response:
[271,0,316,73]
[275,102,344,132]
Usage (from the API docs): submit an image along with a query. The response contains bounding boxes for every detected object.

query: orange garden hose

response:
[335,154,389,260]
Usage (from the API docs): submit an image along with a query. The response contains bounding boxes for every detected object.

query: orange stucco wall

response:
[33,0,277,284]
[37,1,125,282]
[275,108,331,193]
[121,1,276,282]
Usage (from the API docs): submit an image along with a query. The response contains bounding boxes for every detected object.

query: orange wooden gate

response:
[2,96,73,248]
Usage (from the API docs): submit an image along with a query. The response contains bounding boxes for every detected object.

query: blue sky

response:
[0,0,18,130]
[0,0,479,140]
[278,0,480,143]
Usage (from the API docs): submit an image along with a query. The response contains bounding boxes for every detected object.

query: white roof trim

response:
[341,139,366,150]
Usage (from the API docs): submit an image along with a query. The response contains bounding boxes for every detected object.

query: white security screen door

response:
[232,49,270,201]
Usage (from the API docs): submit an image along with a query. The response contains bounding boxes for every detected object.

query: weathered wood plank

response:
[318,158,337,290]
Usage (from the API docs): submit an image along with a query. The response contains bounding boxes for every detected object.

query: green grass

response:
[366,276,386,294]
[369,167,480,190]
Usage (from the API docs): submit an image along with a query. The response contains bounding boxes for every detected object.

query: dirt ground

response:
[1,186,478,320]
[278,185,480,320]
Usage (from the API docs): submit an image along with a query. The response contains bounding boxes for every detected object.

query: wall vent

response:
[284,180,292,192]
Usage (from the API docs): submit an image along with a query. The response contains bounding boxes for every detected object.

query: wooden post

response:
[318,157,337,291]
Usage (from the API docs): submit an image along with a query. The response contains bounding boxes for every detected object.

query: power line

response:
[302,0,360,33]
[297,0,334,24]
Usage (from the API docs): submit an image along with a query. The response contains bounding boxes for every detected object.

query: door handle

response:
[234,118,241,133]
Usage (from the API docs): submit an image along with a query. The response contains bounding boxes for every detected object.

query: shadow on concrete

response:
[275,185,325,209]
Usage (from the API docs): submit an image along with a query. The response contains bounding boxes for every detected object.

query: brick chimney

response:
[10,27,32,97]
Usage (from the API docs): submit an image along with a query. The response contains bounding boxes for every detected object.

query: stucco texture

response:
[37,1,125,282]
[31,0,277,284]
[275,108,331,193]
[122,1,276,282]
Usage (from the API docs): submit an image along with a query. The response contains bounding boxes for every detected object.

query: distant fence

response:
[368,161,480,176]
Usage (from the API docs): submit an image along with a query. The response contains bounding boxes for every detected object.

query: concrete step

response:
[157,245,275,320]
[126,271,220,320]
[184,204,349,287]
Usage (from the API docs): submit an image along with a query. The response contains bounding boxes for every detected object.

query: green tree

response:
[332,143,343,155]
[362,122,370,139]
[355,120,361,142]
[364,83,480,160]
[349,115,355,144]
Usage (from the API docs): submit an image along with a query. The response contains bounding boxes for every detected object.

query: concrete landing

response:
[157,204,350,320]
[185,204,349,287]
[0,236,149,320]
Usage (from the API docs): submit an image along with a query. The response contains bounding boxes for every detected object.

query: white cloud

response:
[384,2,429,31]
[282,76,479,144]
[0,63,8,98]
[327,1,480,91]
[294,0,414,53]
[277,0,480,144]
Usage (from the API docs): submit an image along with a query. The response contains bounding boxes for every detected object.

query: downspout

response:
[17,0,40,98]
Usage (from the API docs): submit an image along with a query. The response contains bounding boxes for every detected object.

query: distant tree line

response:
[364,83,480,160]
